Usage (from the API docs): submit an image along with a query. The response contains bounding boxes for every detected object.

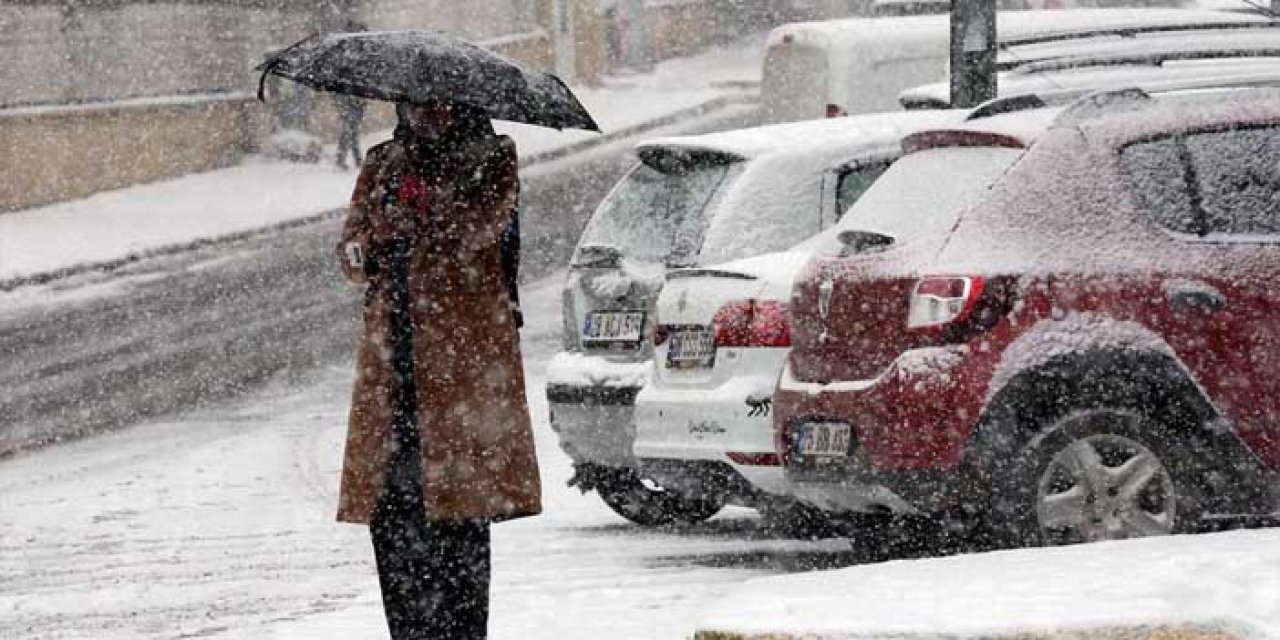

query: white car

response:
[634,251,814,507]
[549,110,960,526]
[625,111,967,524]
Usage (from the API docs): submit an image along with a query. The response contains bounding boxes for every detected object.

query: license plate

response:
[666,328,715,369]
[582,311,646,346]
[795,422,852,458]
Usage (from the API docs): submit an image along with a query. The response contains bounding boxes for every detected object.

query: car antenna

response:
[1237,0,1280,20]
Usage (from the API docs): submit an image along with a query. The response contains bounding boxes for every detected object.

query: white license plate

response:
[795,422,852,458]
[582,311,646,346]
[666,328,715,369]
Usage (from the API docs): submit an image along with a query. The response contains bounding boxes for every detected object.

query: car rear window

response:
[574,159,739,265]
[820,145,1024,253]
[1122,125,1280,238]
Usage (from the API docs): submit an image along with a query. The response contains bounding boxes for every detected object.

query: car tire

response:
[596,469,726,526]
[992,407,1209,548]
[760,500,850,539]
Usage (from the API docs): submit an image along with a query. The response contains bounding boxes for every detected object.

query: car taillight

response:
[713,300,790,348]
[652,324,669,346]
[727,452,781,466]
[825,103,848,118]
[907,277,985,329]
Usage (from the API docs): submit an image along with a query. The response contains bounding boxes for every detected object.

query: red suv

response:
[777,89,1280,547]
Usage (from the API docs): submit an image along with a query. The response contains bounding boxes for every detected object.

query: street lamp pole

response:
[949,0,997,108]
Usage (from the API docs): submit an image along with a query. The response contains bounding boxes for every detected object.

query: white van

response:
[760,7,1265,122]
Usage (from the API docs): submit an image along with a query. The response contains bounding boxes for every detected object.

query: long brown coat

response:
[335,134,541,524]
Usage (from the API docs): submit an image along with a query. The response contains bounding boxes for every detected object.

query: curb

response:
[693,623,1250,640]
[0,92,756,293]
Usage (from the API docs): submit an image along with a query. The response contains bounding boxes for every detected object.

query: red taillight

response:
[712,300,790,348]
[907,277,985,329]
[727,452,781,466]
[652,324,669,346]
[825,103,848,118]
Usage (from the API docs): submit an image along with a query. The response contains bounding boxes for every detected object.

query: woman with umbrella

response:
[260,31,597,639]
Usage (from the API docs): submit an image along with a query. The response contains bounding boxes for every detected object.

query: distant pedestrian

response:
[332,18,368,170]
[335,100,540,640]
[335,94,366,170]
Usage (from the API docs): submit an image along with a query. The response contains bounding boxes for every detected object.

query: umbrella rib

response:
[254,31,321,72]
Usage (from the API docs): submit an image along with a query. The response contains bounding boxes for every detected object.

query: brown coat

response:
[335,134,541,524]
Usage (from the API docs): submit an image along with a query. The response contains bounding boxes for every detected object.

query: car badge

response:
[818,278,834,321]
[818,275,834,344]
[677,288,689,313]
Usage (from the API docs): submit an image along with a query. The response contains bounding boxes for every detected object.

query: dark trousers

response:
[370,447,491,640]
[371,243,491,640]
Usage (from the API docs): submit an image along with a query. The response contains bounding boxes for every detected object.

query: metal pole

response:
[949,0,997,108]
[620,0,652,72]
[553,0,577,83]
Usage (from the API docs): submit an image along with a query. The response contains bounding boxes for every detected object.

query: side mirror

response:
[572,244,624,269]
[838,230,895,256]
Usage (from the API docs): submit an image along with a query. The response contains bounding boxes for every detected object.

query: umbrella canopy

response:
[258,30,599,132]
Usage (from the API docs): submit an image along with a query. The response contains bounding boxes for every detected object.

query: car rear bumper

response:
[774,349,979,514]
[634,373,788,495]
[547,383,643,468]
[786,464,961,515]
[545,351,652,468]
[775,347,977,472]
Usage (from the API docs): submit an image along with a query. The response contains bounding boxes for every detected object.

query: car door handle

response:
[1165,280,1227,314]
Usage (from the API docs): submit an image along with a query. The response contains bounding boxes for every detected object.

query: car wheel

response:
[760,500,851,539]
[596,469,725,526]
[995,408,1202,547]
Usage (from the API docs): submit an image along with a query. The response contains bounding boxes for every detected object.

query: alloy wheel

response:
[1035,433,1177,544]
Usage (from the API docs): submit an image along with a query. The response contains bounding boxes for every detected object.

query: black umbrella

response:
[257,30,599,132]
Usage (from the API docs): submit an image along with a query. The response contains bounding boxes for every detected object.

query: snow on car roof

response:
[900,56,1280,107]
[928,86,1280,278]
[1069,86,1280,143]
[636,110,962,161]
[766,8,1266,50]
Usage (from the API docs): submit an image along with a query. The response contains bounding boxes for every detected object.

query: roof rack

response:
[967,69,1280,122]
[966,94,1048,121]
[1008,48,1280,75]
[1052,87,1152,125]
[999,21,1280,50]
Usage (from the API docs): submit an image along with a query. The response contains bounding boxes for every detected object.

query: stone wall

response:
[0,0,551,212]
[0,1,542,109]
[0,94,268,211]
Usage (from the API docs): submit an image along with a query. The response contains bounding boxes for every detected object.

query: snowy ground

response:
[698,529,1280,638]
[0,273,851,640]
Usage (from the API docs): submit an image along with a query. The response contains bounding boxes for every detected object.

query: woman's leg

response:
[421,519,491,639]
[371,508,492,639]
[369,442,432,640]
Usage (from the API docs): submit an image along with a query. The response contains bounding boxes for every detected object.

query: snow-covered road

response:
[0,275,851,640]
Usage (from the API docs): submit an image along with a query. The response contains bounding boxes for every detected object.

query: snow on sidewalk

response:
[695,528,1280,639]
[0,33,764,285]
